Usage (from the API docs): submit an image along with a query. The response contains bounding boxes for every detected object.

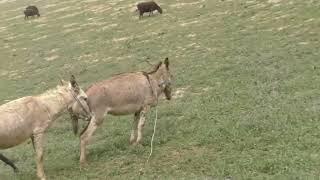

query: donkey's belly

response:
[0,131,32,149]
[0,123,33,149]
[108,104,142,116]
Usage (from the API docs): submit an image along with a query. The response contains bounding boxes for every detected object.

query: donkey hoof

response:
[80,161,88,168]
[132,141,142,146]
[129,139,136,145]
[37,176,46,180]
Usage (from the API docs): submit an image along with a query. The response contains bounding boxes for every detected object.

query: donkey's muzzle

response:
[164,86,172,100]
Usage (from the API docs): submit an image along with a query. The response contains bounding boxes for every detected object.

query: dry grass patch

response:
[268,0,282,3]
[170,0,206,8]
[32,35,48,41]
[172,87,189,99]
[57,11,83,20]
[45,55,59,61]
[63,27,82,33]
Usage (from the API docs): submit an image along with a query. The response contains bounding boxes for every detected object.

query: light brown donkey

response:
[70,57,172,165]
[0,75,89,180]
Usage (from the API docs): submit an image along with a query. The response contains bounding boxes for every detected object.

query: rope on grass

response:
[139,106,158,176]
[146,106,158,163]
[139,74,159,175]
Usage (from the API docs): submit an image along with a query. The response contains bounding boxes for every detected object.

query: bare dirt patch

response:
[0,0,16,4]
[32,35,48,41]
[180,20,199,27]
[45,55,59,61]
[63,27,82,33]
[77,40,89,44]
[170,0,206,8]
[172,87,189,99]
[57,12,83,20]
[268,0,281,3]
[63,23,79,28]
[113,37,130,42]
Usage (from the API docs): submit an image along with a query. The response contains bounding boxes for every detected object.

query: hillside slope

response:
[1,0,320,179]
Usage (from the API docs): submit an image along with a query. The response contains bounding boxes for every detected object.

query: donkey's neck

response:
[37,89,71,118]
[149,71,164,98]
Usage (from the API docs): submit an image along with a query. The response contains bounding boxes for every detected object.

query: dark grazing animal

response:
[0,153,18,172]
[137,1,162,18]
[24,6,40,20]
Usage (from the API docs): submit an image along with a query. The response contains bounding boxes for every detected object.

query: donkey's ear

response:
[164,57,169,69]
[154,61,162,71]
[70,75,78,88]
[60,79,67,85]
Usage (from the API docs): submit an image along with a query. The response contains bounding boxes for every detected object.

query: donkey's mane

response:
[38,84,68,98]
[147,61,162,74]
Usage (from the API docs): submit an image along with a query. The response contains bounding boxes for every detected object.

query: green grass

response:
[1,0,320,179]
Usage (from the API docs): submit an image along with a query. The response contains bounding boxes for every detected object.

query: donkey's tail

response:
[0,153,18,172]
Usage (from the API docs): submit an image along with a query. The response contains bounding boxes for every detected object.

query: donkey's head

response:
[61,75,91,135]
[151,57,172,100]
[67,75,87,101]
[163,58,172,100]
[156,5,163,14]
[71,75,88,101]
[61,75,90,115]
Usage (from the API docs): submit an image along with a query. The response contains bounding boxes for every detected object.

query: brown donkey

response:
[0,75,89,180]
[70,57,172,165]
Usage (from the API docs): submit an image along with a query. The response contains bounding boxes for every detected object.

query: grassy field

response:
[0,0,320,179]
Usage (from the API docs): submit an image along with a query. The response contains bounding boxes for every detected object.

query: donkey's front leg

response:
[135,107,150,144]
[33,133,46,180]
[80,116,101,166]
[130,112,140,144]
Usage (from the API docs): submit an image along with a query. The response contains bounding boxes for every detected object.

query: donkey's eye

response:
[83,97,88,101]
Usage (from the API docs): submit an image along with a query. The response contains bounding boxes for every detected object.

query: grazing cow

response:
[24,6,40,20]
[0,75,89,180]
[137,1,162,18]
[70,58,172,166]
[0,153,18,172]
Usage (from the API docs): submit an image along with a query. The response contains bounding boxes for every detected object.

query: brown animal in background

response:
[70,58,172,166]
[137,1,162,18]
[24,6,40,20]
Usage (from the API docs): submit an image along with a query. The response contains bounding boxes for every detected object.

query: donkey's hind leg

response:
[130,112,140,144]
[0,153,19,172]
